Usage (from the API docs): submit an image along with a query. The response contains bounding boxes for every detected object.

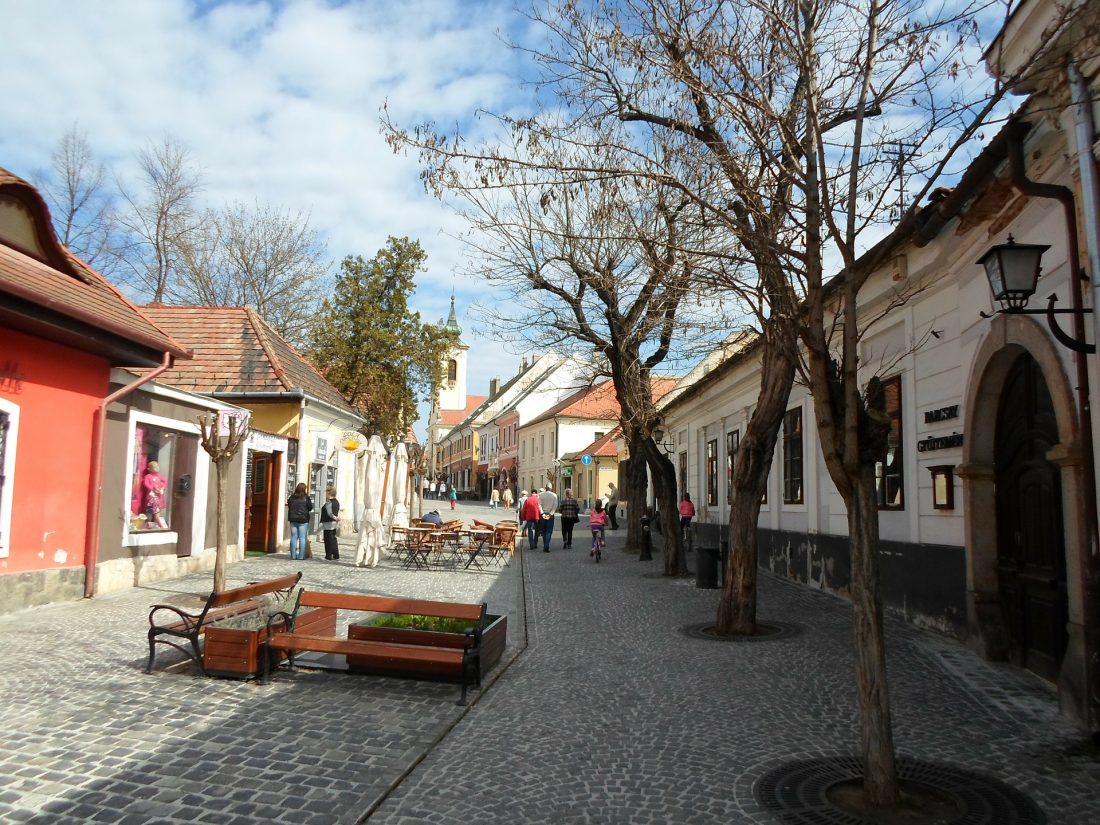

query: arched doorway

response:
[994,352,1068,680]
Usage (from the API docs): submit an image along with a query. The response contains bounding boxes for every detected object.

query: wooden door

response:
[994,354,1068,681]
[247,452,274,552]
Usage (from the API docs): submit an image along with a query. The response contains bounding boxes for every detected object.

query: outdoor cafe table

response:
[464,528,495,570]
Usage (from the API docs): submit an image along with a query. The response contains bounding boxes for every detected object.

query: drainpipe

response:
[1068,58,1100,732]
[84,352,174,599]
[1007,118,1098,551]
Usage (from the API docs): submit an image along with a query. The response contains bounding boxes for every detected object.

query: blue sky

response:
[0,0,539,437]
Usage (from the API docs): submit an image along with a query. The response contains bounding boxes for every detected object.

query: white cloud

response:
[0,0,536,438]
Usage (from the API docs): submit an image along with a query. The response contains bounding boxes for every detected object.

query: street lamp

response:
[978,234,1095,354]
[652,428,676,456]
[977,234,1049,311]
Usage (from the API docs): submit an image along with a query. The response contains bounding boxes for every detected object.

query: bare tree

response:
[116,136,205,303]
[386,122,728,572]
[174,200,330,344]
[198,412,250,594]
[38,125,120,275]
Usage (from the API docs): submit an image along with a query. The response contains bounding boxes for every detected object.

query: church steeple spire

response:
[445,291,462,337]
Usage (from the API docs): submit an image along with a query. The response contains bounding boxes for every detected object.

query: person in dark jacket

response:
[320,486,340,560]
[287,483,313,560]
[558,488,580,549]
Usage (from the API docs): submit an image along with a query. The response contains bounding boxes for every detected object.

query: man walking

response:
[607,482,620,530]
[537,485,559,553]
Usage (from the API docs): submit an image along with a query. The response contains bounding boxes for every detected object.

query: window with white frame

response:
[783,408,803,504]
[127,415,201,534]
[0,400,18,558]
[726,429,739,504]
[875,376,904,510]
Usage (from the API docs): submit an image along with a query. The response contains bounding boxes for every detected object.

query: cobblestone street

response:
[1,503,1097,823]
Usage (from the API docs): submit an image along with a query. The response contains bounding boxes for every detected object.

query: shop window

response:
[129,422,198,532]
[783,408,803,504]
[706,439,718,506]
[0,402,17,558]
[875,376,904,510]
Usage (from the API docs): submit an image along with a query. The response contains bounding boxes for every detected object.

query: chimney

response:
[521,356,528,371]
[490,377,500,396]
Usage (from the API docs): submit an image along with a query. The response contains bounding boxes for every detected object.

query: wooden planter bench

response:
[145,572,302,675]
[261,591,488,705]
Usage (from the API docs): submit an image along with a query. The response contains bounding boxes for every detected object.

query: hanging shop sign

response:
[339,430,364,452]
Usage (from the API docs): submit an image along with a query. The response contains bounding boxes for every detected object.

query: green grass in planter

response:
[369,614,477,634]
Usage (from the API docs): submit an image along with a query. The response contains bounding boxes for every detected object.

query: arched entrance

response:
[962,314,1091,720]
[994,353,1068,680]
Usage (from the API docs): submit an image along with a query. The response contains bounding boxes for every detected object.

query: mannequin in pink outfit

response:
[142,461,168,528]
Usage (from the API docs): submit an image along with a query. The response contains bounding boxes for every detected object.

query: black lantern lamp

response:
[977,235,1050,312]
[978,234,1094,354]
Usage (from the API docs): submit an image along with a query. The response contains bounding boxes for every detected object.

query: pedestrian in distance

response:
[430,480,437,499]
[490,487,500,509]
[519,489,541,550]
[320,486,340,560]
[537,484,558,552]
[286,482,313,560]
[679,492,696,530]
[559,487,579,549]
[502,486,514,510]
[606,482,620,530]
[449,486,458,510]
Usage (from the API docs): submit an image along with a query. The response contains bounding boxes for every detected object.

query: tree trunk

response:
[849,466,899,807]
[639,439,685,576]
[212,458,228,594]
[716,344,796,635]
[624,431,649,554]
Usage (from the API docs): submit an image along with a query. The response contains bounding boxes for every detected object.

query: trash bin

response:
[696,546,719,589]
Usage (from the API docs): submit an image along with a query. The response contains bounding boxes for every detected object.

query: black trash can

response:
[696,546,719,589]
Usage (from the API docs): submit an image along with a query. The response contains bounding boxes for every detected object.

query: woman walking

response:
[286,483,313,560]
[559,488,579,549]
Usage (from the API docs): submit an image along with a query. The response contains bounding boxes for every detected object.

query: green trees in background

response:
[307,237,456,442]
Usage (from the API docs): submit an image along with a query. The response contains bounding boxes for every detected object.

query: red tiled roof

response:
[579,426,622,458]
[140,305,358,415]
[439,396,487,427]
[524,377,679,429]
[0,168,188,361]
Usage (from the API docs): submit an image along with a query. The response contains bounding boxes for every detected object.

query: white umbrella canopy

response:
[354,435,387,568]
[389,442,410,530]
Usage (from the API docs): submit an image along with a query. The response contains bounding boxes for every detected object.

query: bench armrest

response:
[148,603,201,633]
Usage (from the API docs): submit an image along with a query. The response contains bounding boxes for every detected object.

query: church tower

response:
[437,294,468,412]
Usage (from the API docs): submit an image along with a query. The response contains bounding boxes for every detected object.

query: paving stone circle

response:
[753,754,1047,824]
[679,620,802,641]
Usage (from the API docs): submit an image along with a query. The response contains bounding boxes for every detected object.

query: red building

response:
[0,168,188,612]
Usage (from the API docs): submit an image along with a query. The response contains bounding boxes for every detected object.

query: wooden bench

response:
[145,572,302,675]
[261,591,486,705]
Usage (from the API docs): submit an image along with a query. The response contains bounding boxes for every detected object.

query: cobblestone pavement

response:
[2,501,1098,824]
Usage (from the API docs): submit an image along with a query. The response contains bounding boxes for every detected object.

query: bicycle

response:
[681,520,694,554]
[590,528,606,562]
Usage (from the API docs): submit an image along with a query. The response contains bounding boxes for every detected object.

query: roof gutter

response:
[84,351,174,599]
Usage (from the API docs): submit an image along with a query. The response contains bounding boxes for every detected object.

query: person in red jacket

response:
[520,489,542,549]
[678,492,696,531]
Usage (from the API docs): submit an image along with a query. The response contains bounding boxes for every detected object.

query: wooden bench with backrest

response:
[146,572,302,675]
[261,591,486,704]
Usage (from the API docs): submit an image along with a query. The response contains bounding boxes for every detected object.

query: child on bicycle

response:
[679,492,696,531]
[589,500,609,557]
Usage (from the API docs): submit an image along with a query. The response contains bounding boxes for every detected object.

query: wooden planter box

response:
[346,613,507,681]
[203,607,337,679]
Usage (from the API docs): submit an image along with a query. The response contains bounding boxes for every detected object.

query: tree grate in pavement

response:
[679,620,801,641]
[752,755,1046,824]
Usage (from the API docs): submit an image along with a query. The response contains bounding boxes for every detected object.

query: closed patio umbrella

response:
[354,435,387,568]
